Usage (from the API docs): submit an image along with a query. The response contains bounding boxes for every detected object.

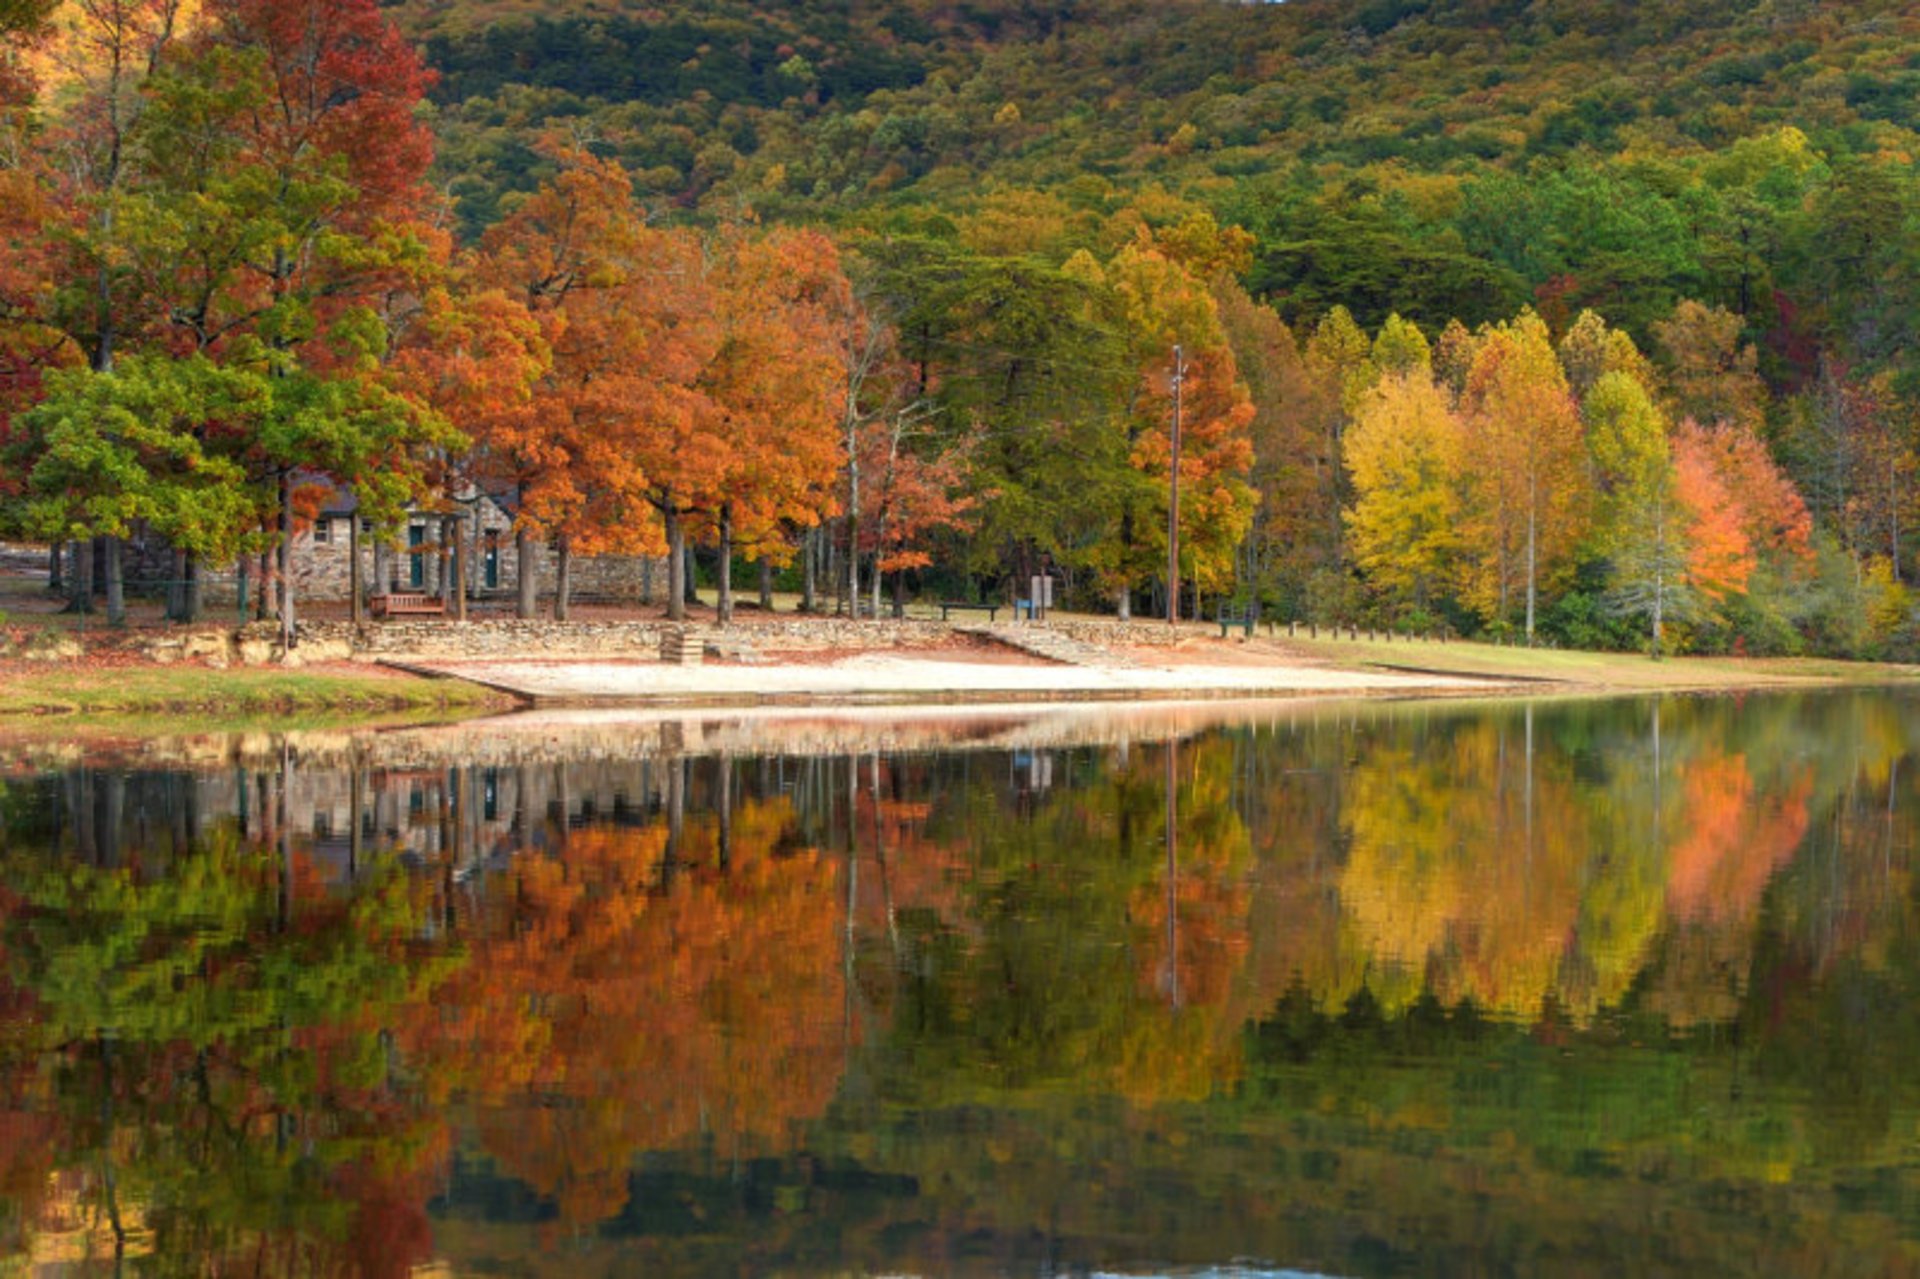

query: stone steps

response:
[961,624,1138,669]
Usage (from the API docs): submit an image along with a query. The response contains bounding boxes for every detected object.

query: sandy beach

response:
[404,645,1496,705]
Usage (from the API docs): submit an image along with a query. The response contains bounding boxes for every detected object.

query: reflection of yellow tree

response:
[422,798,848,1229]
[1338,719,1589,1020]
[1329,702,1827,1029]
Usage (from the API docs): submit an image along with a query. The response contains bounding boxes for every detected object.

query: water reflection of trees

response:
[0,829,449,1274]
[423,794,850,1230]
[4,692,1920,1271]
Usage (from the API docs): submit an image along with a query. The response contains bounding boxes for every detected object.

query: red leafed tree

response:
[152,0,442,358]
[857,411,977,616]
[1672,422,1756,603]
[202,0,435,224]
[0,164,64,488]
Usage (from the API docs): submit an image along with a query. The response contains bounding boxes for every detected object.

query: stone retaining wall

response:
[1041,619,1199,648]
[293,616,959,659]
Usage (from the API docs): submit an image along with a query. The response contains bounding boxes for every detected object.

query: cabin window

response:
[408,524,427,589]
[312,519,331,544]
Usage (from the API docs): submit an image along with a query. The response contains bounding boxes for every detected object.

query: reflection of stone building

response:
[22,756,756,878]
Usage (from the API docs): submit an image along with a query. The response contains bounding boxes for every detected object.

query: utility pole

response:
[1167,344,1185,626]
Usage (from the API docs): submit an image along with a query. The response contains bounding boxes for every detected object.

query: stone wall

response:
[1041,618,1198,648]
[293,616,958,659]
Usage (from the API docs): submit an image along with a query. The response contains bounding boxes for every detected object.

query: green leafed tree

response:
[6,355,261,621]
[1586,370,1690,654]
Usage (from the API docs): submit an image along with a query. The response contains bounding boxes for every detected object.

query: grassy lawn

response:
[1276,634,1920,690]
[0,664,510,722]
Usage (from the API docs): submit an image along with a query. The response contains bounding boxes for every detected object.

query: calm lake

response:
[3,690,1919,1276]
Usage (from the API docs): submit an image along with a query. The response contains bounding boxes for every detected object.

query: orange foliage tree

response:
[470,142,662,618]
[852,401,977,617]
[692,224,848,624]
[1672,423,1757,604]
[1104,239,1256,618]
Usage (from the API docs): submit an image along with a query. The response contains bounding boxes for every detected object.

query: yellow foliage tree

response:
[1457,310,1591,639]
[1343,371,1462,611]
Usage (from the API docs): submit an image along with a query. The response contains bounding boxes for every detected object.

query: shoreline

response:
[0,622,1912,733]
[4,618,1918,732]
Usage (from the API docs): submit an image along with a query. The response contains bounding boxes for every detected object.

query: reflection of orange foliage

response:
[1130,873,1250,1012]
[850,767,976,956]
[1666,755,1811,924]
[1115,743,1257,1100]
[1121,872,1251,1103]
[420,798,849,1228]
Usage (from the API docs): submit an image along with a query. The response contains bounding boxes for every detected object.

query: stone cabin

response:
[294,483,666,605]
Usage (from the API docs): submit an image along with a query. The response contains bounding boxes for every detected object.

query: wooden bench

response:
[370,592,445,619]
[1217,602,1258,638]
[939,601,1001,623]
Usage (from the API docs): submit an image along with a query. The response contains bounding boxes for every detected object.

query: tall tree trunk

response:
[1116,585,1131,622]
[47,544,63,595]
[373,539,389,601]
[1652,570,1664,658]
[847,481,861,619]
[348,516,364,625]
[1524,493,1537,645]
[892,567,906,619]
[67,540,94,614]
[183,554,200,623]
[759,557,774,611]
[717,502,734,626]
[664,504,687,623]
[846,382,861,618]
[103,535,125,627]
[166,548,186,622]
[278,471,295,650]
[802,526,819,613]
[555,536,572,621]
[515,526,538,619]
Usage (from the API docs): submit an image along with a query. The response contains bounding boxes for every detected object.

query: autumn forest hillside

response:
[7,0,1920,657]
